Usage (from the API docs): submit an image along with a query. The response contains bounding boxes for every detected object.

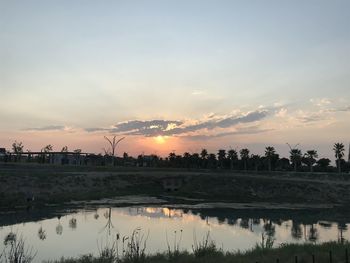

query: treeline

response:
[130,143,349,173]
[3,141,350,173]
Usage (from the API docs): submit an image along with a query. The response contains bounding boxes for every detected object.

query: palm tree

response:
[227,149,238,170]
[304,150,318,172]
[183,152,191,168]
[251,154,261,172]
[265,146,276,171]
[333,142,345,173]
[217,149,226,169]
[290,148,302,172]
[207,153,217,169]
[200,149,208,168]
[240,148,250,171]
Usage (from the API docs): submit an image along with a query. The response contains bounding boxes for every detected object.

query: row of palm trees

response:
[136,142,349,173]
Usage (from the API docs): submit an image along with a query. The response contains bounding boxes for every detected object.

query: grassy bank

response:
[44,242,350,263]
[1,163,350,209]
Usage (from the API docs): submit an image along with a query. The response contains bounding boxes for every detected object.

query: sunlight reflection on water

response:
[0,206,348,262]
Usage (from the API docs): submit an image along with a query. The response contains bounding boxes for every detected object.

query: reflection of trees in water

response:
[291,221,302,240]
[240,218,250,229]
[338,222,348,244]
[38,226,47,240]
[100,207,114,236]
[227,218,238,226]
[69,217,77,230]
[263,219,276,239]
[308,224,319,243]
[260,219,276,248]
[56,216,63,235]
[252,218,261,225]
[94,209,99,220]
[319,221,332,229]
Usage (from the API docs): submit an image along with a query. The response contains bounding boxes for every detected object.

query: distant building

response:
[0,148,6,160]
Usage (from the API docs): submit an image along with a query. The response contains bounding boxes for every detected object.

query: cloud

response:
[86,120,183,137]
[85,109,270,138]
[187,126,273,140]
[333,106,350,112]
[23,125,66,131]
[298,115,324,123]
[191,90,205,96]
[160,110,269,136]
[310,98,331,107]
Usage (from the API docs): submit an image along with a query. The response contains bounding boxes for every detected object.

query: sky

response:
[0,0,349,159]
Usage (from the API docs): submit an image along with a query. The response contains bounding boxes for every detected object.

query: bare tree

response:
[104,136,125,166]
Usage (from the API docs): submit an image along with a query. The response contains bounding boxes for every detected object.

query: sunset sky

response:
[0,1,349,159]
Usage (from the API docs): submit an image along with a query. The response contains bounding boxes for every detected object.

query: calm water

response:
[0,205,349,262]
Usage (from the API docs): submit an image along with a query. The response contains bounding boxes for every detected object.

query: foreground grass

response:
[45,242,350,263]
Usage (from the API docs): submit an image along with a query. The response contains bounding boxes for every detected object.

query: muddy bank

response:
[1,163,350,210]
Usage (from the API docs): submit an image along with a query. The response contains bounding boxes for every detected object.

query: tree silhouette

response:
[333,142,345,173]
[316,158,331,171]
[183,152,191,168]
[303,150,318,172]
[251,154,261,172]
[41,144,53,163]
[103,136,125,166]
[207,153,217,169]
[200,149,208,168]
[227,149,238,170]
[240,148,250,171]
[265,146,276,171]
[217,149,226,169]
[61,146,68,152]
[12,141,24,162]
[289,148,302,172]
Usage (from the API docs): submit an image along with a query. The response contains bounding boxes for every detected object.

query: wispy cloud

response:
[85,109,270,138]
[23,125,66,131]
[187,126,273,140]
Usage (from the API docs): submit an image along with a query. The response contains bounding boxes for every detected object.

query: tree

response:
[265,146,276,171]
[191,153,200,169]
[240,148,250,171]
[251,154,261,172]
[303,150,318,172]
[227,149,238,170]
[207,153,217,169]
[73,149,81,154]
[42,145,53,153]
[217,149,226,169]
[61,146,68,153]
[183,152,191,168]
[168,152,176,167]
[316,158,331,170]
[200,149,208,168]
[333,142,345,173]
[41,144,53,163]
[103,136,125,166]
[289,148,302,172]
[12,141,24,161]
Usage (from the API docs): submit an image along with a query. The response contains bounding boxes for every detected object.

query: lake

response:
[0,204,349,262]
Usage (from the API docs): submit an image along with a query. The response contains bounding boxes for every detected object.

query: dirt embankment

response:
[1,163,350,209]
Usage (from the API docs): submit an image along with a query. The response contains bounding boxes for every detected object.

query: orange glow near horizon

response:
[154,135,167,144]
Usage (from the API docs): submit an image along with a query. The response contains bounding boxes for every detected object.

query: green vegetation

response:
[44,241,350,263]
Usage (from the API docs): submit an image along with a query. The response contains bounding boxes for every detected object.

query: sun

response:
[154,135,167,144]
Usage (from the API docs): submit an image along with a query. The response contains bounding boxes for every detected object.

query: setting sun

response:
[154,135,167,144]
